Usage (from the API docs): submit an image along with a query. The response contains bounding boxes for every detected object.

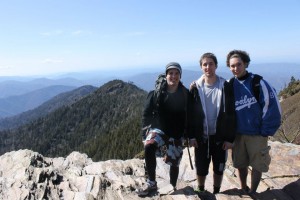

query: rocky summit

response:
[0,141,299,200]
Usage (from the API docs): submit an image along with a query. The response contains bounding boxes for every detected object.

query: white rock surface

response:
[0,141,299,199]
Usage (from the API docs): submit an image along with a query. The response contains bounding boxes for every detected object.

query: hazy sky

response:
[0,0,299,76]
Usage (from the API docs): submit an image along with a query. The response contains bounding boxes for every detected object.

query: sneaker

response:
[136,180,157,197]
[248,191,259,199]
[213,190,220,194]
[241,186,250,194]
[213,186,220,194]
[194,186,206,194]
[195,187,211,198]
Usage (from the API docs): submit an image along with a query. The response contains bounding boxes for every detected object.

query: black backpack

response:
[152,73,187,110]
[229,74,262,101]
[153,73,167,109]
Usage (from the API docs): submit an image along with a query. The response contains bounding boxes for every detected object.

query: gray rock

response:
[0,141,299,199]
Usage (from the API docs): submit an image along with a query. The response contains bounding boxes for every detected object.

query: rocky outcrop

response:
[0,141,299,200]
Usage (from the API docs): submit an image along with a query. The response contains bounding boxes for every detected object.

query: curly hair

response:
[226,50,251,68]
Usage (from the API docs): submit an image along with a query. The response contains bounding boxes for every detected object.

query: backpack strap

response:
[252,74,263,102]
[229,77,235,92]
[182,86,188,138]
[229,77,234,85]
[229,75,262,102]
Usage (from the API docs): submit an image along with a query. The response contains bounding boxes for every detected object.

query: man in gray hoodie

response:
[189,52,236,194]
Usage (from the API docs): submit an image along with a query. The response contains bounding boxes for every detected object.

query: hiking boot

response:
[136,180,157,197]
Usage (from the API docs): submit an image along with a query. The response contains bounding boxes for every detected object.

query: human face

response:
[229,57,247,78]
[166,68,180,88]
[201,57,216,78]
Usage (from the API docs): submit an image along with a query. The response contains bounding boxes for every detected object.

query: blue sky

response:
[0,0,299,76]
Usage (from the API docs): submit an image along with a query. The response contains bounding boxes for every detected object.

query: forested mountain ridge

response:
[0,85,97,130]
[0,77,299,162]
[0,85,76,118]
[274,76,300,144]
[0,80,147,161]
[278,76,300,99]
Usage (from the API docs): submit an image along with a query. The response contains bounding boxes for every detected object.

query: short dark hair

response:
[199,52,218,67]
[226,50,251,68]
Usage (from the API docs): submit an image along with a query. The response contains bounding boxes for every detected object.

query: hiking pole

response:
[186,139,194,170]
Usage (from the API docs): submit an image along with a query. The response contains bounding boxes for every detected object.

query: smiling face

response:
[166,68,180,89]
[229,57,247,78]
[201,57,217,78]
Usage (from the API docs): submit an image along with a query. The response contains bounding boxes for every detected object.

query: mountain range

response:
[0,85,78,118]
[0,77,87,98]
[0,62,299,161]
[120,63,300,93]
[0,63,299,199]
[1,63,299,97]
[0,85,97,130]
[0,80,147,161]
[0,77,299,162]
[0,65,294,119]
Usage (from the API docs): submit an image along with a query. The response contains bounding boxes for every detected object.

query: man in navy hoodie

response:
[226,50,281,196]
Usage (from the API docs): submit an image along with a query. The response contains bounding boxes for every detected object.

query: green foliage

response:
[0,80,147,161]
[273,76,300,144]
[279,76,300,99]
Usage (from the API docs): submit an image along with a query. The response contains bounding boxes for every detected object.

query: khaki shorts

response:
[232,135,271,172]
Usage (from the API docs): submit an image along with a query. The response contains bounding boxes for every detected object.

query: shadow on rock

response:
[170,186,195,196]
[282,178,300,200]
[170,186,216,200]
[136,190,159,198]
[222,188,249,197]
[258,178,300,200]
[196,191,217,200]
[222,179,300,200]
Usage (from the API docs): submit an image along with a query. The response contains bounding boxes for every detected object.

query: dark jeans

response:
[144,143,179,186]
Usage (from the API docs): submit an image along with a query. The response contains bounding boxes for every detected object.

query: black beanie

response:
[165,62,182,76]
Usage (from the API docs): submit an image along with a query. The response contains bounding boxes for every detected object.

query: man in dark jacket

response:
[190,53,236,194]
[137,62,196,197]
